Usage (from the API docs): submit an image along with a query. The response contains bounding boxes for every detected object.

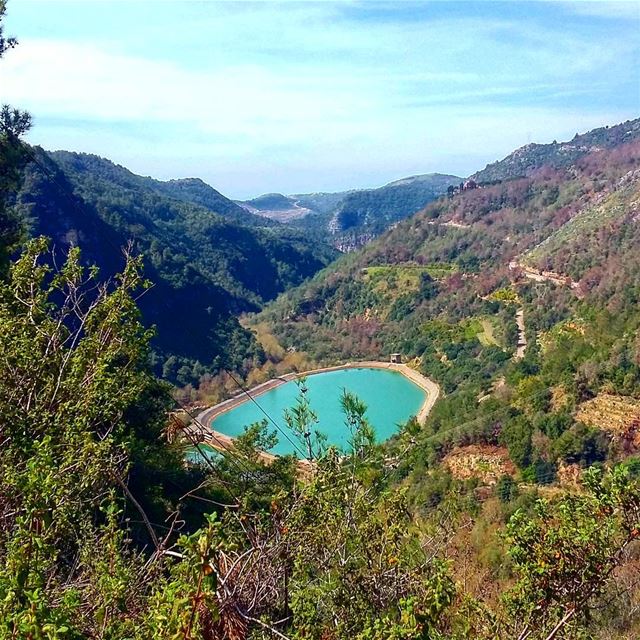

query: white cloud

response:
[1,1,637,196]
[0,39,368,134]
[557,1,640,19]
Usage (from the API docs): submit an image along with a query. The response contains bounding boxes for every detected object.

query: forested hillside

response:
[236,132,640,635]
[3,0,640,636]
[7,148,338,384]
[255,134,640,477]
[323,172,461,251]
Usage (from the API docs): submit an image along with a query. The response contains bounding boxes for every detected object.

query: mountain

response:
[472,117,640,183]
[243,192,296,211]
[10,149,338,384]
[259,139,640,365]
[238,192,313,223]
[47,151,275,229]
[238,190,354,223]
[254,125,640,501]
[292,190,354,215]
[239,174,460,250]
[153,176,279,228]
[323,173,460,251]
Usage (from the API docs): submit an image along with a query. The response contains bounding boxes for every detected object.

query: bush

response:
[496,474,519,502]
[552,423,609,466]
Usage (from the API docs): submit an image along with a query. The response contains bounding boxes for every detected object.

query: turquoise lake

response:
[211,367,426,456]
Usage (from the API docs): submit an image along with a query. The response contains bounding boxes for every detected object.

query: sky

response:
[1,1,639,199]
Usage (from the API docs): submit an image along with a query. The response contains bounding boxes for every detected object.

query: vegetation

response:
[254,132,640,463]
[0,236,638,639]
[2,5,640,634]
[244,174,461,251]
[6,149,337,385]
[322,172,461,251]
[472,118,640,182]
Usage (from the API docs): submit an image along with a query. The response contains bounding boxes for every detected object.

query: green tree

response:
[496,474,519,503]
[504,467,640,639]
[284,377,326,459]
[0,1,32,272]
[552,423,609,466]
[341,389,376,458]
[0,238,208,636]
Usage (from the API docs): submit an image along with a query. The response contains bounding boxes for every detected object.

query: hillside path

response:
[508,260,580,291]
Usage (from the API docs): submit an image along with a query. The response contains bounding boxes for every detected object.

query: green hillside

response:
[9,149,338,384]
[323,172,460,250]
[256,137,640,470]
[241,174,460,249]
[293,189,354,214]
[523,163,640,308]
[3,2,640,637]
[242,192,296,211]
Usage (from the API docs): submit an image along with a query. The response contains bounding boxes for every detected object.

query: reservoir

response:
[211,367,427,456]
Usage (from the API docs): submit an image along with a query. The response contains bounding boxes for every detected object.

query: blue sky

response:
[1,1,639,198]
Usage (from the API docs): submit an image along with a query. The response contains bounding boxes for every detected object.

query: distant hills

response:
[7,118,640,386]
[153,176,279,228]
[239,173,461,251]
[241,120,640,249]
[256,117,640,368]
[323,173,460,251]
[238,190,354,223]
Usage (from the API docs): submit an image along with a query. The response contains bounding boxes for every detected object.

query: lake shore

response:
[191,362,440,463]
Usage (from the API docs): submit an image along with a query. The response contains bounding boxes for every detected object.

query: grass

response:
[478,319,499,347]
[362,262,458,290]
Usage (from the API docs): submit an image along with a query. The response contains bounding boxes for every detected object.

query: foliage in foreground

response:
[0,240,639,639]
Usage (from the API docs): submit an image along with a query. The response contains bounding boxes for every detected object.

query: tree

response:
[504,467,640,639]
[496,474,519,503]
[0,238,210,636]
[283,377,326,459]
[0,0,16,57]
[552,423,609,466]
[0,1,32,272]
[281,454,457,639]
[341,389,375,458]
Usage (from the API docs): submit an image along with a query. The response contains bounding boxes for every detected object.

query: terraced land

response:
[576,394,640,429]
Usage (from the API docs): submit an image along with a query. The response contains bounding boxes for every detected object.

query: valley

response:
[239,173,461,251]
[2,1,640,636]
[3,58,640,637]
[178,119,640,525]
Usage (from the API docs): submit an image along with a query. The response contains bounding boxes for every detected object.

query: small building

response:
[390,353,402,364]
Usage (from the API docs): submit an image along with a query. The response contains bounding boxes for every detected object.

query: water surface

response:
[212,367,426,456]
